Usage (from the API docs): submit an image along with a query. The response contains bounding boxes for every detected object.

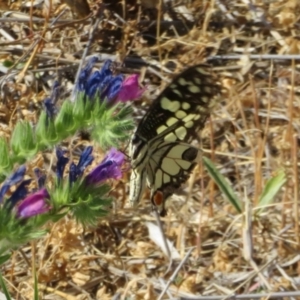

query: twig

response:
[242,197,272,290]
[157,247,194,300]
[153,208,171,259]
[179,291,300,300]
[208,54,300,60]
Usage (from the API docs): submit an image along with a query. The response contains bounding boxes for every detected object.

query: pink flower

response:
[115,74,146,102]
[17,188,50,218]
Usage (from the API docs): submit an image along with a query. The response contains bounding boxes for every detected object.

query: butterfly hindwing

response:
[130,64,221,213]
[147,141,201,212]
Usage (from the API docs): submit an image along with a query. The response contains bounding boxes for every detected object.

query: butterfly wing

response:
[130,64,221,212]
[146,141,201,213]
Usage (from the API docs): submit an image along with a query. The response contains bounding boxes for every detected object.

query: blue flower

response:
[102,74,124,102]
[44,98,56,120]
[34,168,46,188]
[69,146,94,184]
[85,60,113,98]
[44,81,60,125]
[69,162,77,185]
[85,148,124,185]
[5,179,32,210]
[74,57,147,103]
[77,56,99,92]
[50,80,61,104]
[0,165,26,203]
[56,148,69,180]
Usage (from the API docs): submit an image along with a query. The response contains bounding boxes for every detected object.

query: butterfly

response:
[129,65,221,214]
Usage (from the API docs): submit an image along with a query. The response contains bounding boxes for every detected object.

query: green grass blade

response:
[34,266,39,300]
[203,156,242,213]
[0,254,11,265]
[0,272,12,300]
[257,170,286,214]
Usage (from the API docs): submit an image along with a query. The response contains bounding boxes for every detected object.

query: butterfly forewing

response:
[130,64,221,213]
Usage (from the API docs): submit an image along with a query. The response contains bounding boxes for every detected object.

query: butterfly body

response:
[130,65,221,213]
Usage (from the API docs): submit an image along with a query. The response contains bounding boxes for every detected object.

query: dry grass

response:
[1,0,300,299]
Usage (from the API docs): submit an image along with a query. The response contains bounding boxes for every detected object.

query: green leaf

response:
[257,170,286,214]
[71,195,111,226]
[68,181,111,226]
[0,253,11,265]
[2,60,14,68]
[72,94,91,124]
[55,100,76,138]
[203,157,242,213]
[10,121,36,160]
[0,138,12,180]
[0,208,47,251]
[50,179,71,209]
[35,112,58,148]
[0,272,11,299]
[91,103,134,148]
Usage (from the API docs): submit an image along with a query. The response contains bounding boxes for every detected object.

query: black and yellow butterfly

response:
[130,65,221,214]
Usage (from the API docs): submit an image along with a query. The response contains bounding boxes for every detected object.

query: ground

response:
[1,0,300,299]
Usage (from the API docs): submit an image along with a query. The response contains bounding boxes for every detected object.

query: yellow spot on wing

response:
[161,97,180,112]
[204,86,212,93]
[176,159,192,169]
[163,173,170,184]
[164,132,177,142]
[188,85,201,93]
[185,121,194,128]
[198,106,208,112]
[162,157,180,175]
[183,114,196,122]
[175,126,187,140]
[182,102,190,110]
[194,78,201,85]
[157,125,168,134]
[176,110,187,119]
[200,96,209,103]
[166,117,178,127]
[173,89,182,96]
[167,144,189,158]
[178,78,189,86]
[196,67,209,75]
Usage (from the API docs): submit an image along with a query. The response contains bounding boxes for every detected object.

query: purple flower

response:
[17,188,50,218]
[115,74,146,102]
[0,165,26,203]
[85,148,125,185]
